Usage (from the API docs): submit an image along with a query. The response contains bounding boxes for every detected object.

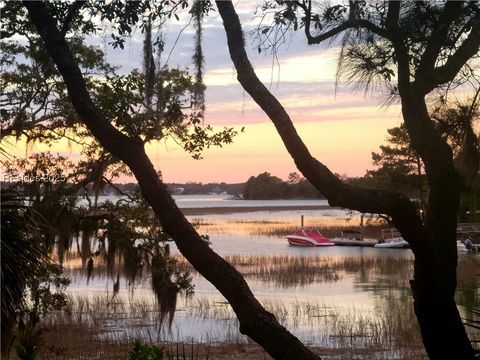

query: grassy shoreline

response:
[180,205,338,215]
[16,206,480,359]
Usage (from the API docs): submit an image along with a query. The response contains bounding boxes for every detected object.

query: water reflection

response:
[46,210,480,355]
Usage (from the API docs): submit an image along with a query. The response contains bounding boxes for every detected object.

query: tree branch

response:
[297,0,350,45]
[296,0,391,44]
[415,12,480,94]
[415,1,464,79]
[60,0,87,37]
[22,1,320,359]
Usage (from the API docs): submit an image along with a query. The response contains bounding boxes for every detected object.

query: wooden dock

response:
[331,239,377,247]
[457,223,480,239]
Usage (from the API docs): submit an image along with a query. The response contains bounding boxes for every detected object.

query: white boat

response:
[374,228,409,249]
[457,240,468,253]
[457,238,479,254]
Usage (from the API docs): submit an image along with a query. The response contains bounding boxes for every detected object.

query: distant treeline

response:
[78,182,245,196]
[1,172,323,199]
[167,182,244,195]
[1,173,323,199]
[243,172,324,200]
[1,181,243,197]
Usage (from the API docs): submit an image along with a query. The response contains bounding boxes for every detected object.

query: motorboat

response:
[457,240,468,253]
[287,226,335,247]
[374,228,409,249]
[331,230,377,247]
[340,229,363,241]
[457,238,479,254]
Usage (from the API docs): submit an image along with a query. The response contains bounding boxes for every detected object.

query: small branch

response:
[295,0,391,44]
[416,1,464,80]
[415,14,480,94]
[60,0,87,37]
[101,176,137,202]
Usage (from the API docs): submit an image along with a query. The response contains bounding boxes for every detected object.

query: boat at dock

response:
[287,227,335,247]
[457,240,469,253]
[457,223,480,239]
[374,228,409,249]
[331,230,377,247]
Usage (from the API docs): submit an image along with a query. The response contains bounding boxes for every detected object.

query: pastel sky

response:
[17,2,407,183]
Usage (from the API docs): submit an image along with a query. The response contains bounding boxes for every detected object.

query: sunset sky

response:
[13,2,407,184]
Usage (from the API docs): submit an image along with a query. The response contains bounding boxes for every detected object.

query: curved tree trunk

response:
[399,93,473,359]
[216,1,475,358]
[23,2,320,359]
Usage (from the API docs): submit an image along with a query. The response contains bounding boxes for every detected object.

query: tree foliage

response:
[1,190,70,358]
[244,172,323,199]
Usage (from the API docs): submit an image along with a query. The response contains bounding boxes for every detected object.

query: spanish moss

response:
[143,17,156,109]
[191,1,206,114]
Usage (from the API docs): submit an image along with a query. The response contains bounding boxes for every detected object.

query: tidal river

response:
[57,195,479,358]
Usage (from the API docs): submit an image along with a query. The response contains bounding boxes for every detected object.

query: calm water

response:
[60,196,479,351]
[77,194,331,208]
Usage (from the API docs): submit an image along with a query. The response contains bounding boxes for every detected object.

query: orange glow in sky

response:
[6,4,408,184]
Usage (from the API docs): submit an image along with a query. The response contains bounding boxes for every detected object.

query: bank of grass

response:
[30,253,480,360]
[181,205,336,216]
[246,223,384,239]
[64,253,476,289]
[172,254,414,287]
[44,244,479,359]
[192,220,385,240]
[35,294,430,360]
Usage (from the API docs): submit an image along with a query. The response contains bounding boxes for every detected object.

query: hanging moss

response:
[150,250,178,328]
[106,221,119,277]
[190,1,206,113]
[123,242,142,286]
[143,17,156,109]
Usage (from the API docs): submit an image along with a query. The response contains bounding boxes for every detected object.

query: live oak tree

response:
[4,2,321,359]
[216,1,479,359]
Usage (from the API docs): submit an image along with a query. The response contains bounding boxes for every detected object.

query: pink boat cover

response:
[290,227,332,245]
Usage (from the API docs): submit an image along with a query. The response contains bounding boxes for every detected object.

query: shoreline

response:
[180,204,339,215]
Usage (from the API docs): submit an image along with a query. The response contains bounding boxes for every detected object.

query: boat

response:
[457,240,468,253]
[331,230,377,247]
[457,239,479,254]
[287,226,335,247]
[374,228,409,249]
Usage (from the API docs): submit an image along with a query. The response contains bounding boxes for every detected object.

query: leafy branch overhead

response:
[1,0,238,165]
[255,1,480,94]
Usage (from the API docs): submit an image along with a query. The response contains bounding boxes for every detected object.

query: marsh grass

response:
[247,224,384,239]
[37,224,480,360]
[34,256,480,360]
[173,254,414,288]
[190,217,385,240]
[34,293,435,360]
[64,253,476,291]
